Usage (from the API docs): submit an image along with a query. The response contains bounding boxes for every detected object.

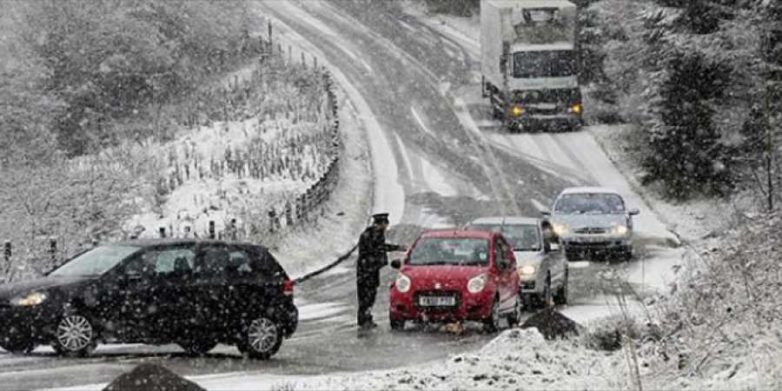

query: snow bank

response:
[190,328,625,390]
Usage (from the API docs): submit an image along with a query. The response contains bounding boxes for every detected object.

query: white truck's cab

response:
[481,0,583,131]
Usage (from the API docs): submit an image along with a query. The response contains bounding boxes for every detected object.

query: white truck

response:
[481,0,583,131]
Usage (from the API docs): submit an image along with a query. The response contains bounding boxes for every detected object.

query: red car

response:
[389,230,521,331]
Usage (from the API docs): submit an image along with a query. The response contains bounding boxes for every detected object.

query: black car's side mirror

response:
[629,208,640,216]
[390,259,402,269]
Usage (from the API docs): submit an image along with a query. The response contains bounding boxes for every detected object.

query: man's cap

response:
[372,213,390,224]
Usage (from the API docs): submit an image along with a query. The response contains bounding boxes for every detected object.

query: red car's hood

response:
[400,265,488,291]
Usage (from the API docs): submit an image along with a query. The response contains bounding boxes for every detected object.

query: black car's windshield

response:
[554,193,626,215]
[513,50,576,78]
[409,238,489,266]
[468,224,541,252]
[49,245,140,277]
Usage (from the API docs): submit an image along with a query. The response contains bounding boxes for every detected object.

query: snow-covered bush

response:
[640,213,782,389]
[0,49,339,281]
[587,0,782,202]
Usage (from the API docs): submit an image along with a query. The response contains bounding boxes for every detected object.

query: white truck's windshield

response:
[513,51,576,78]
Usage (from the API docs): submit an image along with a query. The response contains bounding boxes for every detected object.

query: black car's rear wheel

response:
[239,317,282,360]
[179,338,217,356]
[0,337,35,355]
[53,313,96,357]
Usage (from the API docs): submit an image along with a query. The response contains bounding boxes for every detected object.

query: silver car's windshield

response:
[409,238,490,266]
[49,245,140,277]
[468,224,540,252]
[555,193,625,215]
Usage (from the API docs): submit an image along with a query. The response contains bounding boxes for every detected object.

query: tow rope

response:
[293,244,358,285]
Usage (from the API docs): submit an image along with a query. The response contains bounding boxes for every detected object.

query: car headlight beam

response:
[518,265,536,277]
[552,223,570,236]
[11,291,47,307]
[612,224,629,235]
[396,274,411,293]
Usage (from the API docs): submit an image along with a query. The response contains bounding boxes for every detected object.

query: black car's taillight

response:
[282,279,294,297]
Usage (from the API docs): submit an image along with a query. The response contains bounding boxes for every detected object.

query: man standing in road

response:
[357,213,405,329]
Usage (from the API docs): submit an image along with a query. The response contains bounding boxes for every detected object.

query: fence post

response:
[229,218,238,241]
[209,221,216,239]
[269,209,277,233]
[284,202,293,226]
[268,20,273,46]
[4,241,10,265]
[49,239,57,265]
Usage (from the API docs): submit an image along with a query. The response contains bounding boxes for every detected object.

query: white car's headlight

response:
[11,292,47,307]
[395,274,411,293]
[553,223,570,236]
[467,274,487,294]
[518,265,536,277]
[612,224,629,235]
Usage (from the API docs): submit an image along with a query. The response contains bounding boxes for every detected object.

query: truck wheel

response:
[492,105,503,120]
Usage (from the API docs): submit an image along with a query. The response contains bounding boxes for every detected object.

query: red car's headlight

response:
[396,274,411,293]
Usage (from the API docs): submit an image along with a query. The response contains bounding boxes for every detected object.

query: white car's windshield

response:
[409,238,490,266]
[555,193,626,215]
[49,245,140,277]
[468,224,540,252]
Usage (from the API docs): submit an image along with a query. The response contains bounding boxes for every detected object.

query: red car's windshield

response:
[408,238,490,266]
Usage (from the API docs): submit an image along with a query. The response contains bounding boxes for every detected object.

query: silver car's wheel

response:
[508,296,522,327]
[483,299,501,333]
[242,317,282,360]
[55,314,94,356]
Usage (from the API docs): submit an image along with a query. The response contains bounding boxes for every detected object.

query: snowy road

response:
[0,1,683,389]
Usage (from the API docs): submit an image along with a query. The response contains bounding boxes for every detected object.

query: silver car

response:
[543,187,639,262]
[466,217,568,309]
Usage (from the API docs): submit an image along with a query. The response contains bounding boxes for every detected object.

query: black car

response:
[0,239,298,359]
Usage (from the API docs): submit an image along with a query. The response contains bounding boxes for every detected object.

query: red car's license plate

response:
[418,296,456,307]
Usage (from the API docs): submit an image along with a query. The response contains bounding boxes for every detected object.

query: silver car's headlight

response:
[11,291,47,307]
[552,223,570,236]
[518,265,536,277]
[612,224,629,235]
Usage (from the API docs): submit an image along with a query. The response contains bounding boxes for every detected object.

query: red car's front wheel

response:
[390,317,405,331]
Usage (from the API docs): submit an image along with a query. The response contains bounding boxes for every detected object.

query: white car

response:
[466,217,568,309]
[543,187,639,262]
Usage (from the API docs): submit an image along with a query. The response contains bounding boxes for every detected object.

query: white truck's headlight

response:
[553,223,570,236]
[11,292,47,307]
[612,224,629,235]
[396,274,411,293]
[467,274,487,294]
[518,265,536,277]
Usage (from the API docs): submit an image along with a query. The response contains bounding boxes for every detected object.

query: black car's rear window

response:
[248,246,288,279]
